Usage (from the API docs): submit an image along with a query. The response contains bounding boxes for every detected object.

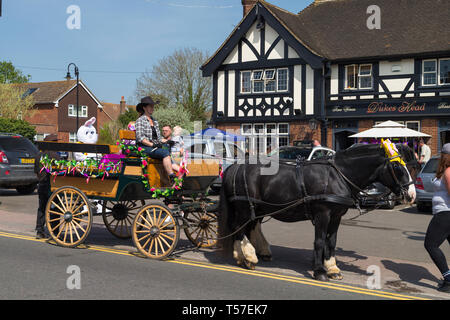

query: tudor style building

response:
[201,0,450,155]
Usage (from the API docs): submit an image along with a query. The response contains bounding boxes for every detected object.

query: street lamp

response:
[65,63,79,139]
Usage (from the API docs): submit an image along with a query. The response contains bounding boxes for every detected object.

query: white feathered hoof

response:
[243,260,256,270]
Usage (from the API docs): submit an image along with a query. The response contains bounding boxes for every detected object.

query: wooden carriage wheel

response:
[183,211,218,248]
[45,186,92,248]
[102,200,145,239]
[132,204,180,259]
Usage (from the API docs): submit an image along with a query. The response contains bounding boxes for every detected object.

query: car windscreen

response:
[278,148,311,160]
[0,137,38,153]
[422,158,438,174]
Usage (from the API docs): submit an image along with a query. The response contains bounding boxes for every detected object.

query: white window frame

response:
[277,68,289,92]
[405,120,420,132]
[68,104,88,117]
[439,58,450,85]
[241,124,253,135]
[358,64,373,89]
[69,132,77,143]
[263,69,276,80]
[345,64,373,90]
[422,59,437,86]
[241,68,289,94]
[345,64,357,90]
[253,123,265,135]
[277,123,289,135]
[241,71,252,94]
[265,123,277,135]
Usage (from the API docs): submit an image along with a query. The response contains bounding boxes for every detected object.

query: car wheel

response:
[16,183,37,195]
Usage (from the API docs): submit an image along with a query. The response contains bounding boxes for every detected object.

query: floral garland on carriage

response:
[38,140,188,199]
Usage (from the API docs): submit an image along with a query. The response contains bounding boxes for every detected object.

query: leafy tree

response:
[0,118,36,141]
[135,47,212,123]
[0,84,35,119]
[118,109,139,128]
[0,61,30,84]
[97,120,123,145]
[153,105,194,133]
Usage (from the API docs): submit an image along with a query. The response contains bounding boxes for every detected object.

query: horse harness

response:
[227,153,412,227]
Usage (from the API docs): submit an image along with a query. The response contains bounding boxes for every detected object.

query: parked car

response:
[415,156,438,212]
[359,182,399,209]
[183,137,245,192]
[0,133,39,194]
[267,146,335,165]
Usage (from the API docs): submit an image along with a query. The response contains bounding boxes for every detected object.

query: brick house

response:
[99,96,135,128]
[202,0,450,156]
[18,80,104,142]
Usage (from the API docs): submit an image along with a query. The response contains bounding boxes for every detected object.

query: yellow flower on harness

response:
[381,139,406,166]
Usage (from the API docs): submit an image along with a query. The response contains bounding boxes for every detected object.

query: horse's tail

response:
[218,165,235,256]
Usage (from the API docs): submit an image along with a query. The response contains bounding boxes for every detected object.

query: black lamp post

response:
[65,63,79,139]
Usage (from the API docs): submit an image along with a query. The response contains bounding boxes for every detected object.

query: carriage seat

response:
[118,129,161,163]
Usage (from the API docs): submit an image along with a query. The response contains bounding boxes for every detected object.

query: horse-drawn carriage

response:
[37,129,221,259]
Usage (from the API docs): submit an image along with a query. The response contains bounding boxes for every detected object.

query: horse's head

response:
[377,140,416,204]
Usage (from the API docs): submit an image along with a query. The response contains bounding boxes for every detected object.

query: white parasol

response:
[349,120,431,138]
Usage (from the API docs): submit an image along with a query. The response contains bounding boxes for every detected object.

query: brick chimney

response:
[119,96,125,114]
[242,0,258,17]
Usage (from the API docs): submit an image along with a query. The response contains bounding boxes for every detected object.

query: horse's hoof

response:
[314,273,329,282]
[328,273,343,280]
[260,255,272,262]
[244,260,256,270]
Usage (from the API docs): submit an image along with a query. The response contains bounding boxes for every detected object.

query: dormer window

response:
[345,64,372,90]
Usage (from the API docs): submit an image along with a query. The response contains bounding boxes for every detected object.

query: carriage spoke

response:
[48,210,64,216]
[63,223,69,243]
[137,233,151,243]
[156,237,166,253]
[51,220,64,233]
[56,194,67,212]
[159,232,175,242]
[71,219,87,233]
[51,201,66,215]
[71,222,81,241]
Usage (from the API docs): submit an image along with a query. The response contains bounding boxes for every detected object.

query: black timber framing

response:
[201,3,323,77]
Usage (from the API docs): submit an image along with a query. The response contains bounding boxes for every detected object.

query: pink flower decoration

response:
[142,159,148,166]
[150,187,156,192]
[126,149,130,154]
[138,147,143,152]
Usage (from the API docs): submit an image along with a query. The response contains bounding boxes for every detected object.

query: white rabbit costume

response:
[74,117,99,161]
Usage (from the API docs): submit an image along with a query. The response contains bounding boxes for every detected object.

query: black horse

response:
[218,144,417,282]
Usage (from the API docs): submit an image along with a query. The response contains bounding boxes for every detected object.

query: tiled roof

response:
[14,80,78,104]
[263,0,450,60]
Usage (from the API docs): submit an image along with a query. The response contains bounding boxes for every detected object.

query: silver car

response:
[183,137,245,192]
[415,156,439,212]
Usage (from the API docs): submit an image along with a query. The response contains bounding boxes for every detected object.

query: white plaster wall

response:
[241,41,258,62]
[264,24,279,55]
[217,71,225,113]
[293,65,302,111]
[383,78,411,93]
[379,59,415,76]
[305,65,314,115]
[288,46,299,59]
[228,71,235,117]
[268,39,284,60]
[330,64,339,95]
[245,22,261,56]
[223,46,238,64]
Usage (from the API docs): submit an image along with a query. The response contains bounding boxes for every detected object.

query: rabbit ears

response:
[83,117,96,127]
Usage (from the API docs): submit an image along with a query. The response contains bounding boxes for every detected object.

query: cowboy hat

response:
[136,96,159,113]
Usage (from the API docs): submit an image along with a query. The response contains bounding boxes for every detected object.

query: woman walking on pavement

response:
[425,143,450,293]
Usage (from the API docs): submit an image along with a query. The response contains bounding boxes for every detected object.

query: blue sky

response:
[0,0,311,104]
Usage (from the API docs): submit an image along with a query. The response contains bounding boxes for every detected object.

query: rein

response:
[214,148,412,241]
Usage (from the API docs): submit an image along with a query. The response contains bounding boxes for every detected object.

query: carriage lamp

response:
[65,63,80,137]
[309,118,318,131]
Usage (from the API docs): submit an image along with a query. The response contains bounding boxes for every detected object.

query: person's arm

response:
[444,167,450,195]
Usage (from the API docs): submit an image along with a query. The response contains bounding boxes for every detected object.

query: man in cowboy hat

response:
[135,96,176,183]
